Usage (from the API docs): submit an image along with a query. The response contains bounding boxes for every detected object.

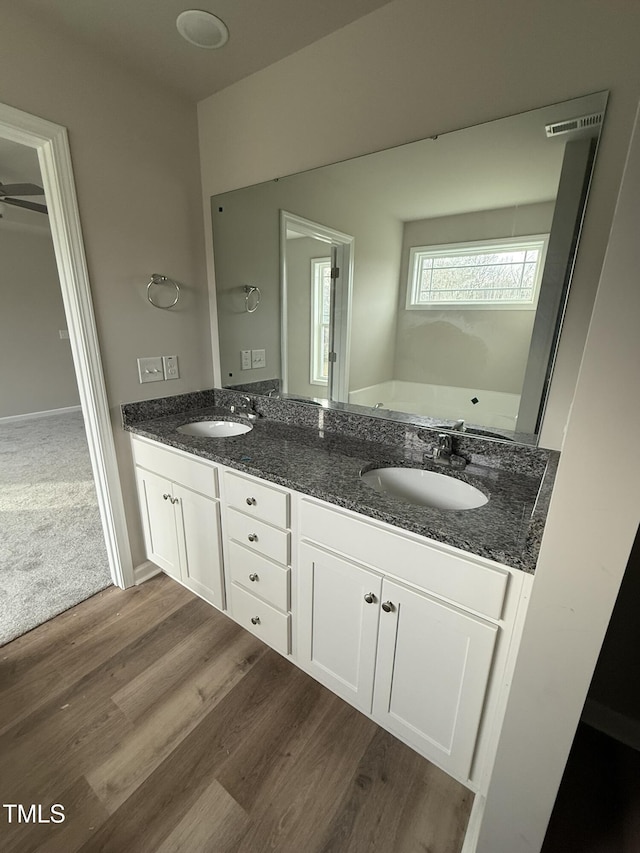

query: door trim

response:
[280,210,353,402]
[0,101,133,588]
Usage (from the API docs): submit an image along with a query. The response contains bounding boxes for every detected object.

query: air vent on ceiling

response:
[545,112,603,138]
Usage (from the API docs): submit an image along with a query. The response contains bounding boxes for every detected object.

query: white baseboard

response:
[133,560,162,586]
[0,405,81,424]
[461,794,485,853]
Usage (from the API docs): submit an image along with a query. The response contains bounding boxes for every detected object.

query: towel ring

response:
[147,274,180,309]
[244,285,261,313]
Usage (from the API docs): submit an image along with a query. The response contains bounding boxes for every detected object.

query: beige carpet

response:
[0,409,112,645]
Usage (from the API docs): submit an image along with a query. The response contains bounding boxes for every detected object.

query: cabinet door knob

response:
[248,533,258,542]
[249,573,259,582]
[246,497,256,506]
[162,493,171,501]
[250,616,261,625]
[170,496,179,505]
[364,592,376,604]
[381,601,395,613]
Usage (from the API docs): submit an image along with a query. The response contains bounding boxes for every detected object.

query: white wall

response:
[477,101,640,853]
[0,220,79,418]
[0,2,210,563]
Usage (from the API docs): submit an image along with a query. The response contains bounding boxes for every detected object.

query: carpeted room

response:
[0,144,111,645]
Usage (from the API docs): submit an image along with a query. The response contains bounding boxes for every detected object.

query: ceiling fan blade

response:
[1,197,48,214]
[0,182,45,196]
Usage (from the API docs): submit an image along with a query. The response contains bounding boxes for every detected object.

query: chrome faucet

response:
[429,433,466,469]
[230,395,259,421]
[433,433,452,462]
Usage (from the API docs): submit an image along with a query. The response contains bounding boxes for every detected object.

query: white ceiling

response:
[17,0,394,103]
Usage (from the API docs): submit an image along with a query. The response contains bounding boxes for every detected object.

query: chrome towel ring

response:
[147,273,180,309]
[244,285,261,313]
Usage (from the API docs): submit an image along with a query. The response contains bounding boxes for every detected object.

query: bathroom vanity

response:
[124,389,556,792]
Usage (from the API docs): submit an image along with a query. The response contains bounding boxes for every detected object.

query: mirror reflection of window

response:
[407,236,549,309]
[311,257,331,385]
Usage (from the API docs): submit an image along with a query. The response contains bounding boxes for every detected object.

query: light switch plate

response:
[251,348,266,369]
[137,356,164,383]
[162,355,179,380]
[241,350,251,370]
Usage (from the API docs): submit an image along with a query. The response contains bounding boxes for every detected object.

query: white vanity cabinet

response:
[129,434,531,789]
[132,437,224,609]
[221,470,292,656]
[297,497,525,784]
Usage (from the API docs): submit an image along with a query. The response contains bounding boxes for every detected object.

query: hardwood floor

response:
[0,575,473,852]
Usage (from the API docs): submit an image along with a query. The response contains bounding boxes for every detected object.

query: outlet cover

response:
[251,348,266,369]
[241,350,251,370]
[137,356,164,383]
[162,355,180,380]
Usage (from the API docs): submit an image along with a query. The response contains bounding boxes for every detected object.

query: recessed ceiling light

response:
[176,10,229,50]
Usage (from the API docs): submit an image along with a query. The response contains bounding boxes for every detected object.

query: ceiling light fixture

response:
[176,10,229,49]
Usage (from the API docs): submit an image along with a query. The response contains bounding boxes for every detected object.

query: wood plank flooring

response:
[0,575,473,852]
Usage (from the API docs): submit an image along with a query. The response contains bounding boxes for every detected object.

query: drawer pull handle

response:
[381,601,395,613]
[364,592,376,604]
[248,533,258,542]
[251,616,261,625]
[162,493,171,501]
[249,573,259,582]
[246,497,257,506]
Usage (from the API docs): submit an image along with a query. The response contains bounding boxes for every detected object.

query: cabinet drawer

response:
[132,438,218,499]
[300,498,508,620]
[230,583,290,655]
[227,540,290,611]
[226,508,290,566]
[224,471,289,529]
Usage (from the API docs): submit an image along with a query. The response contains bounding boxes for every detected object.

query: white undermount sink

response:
[361,466,488,511]
[176,420,252,438]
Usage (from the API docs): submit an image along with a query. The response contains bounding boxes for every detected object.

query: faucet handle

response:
[438,433,452,452]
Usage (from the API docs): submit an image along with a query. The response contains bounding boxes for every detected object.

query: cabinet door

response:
[174,484,225,610]
[135,467,181,580]
[298,543,382,713]
[373,578,498,781]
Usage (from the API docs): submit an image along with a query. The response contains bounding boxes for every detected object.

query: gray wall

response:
[394,202,554,393]
[0,220,79,418]
[212,167,401,393]
[0,2,210,564]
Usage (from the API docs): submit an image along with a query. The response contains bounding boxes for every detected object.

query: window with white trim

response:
[406,235,548,310]
[310,257,331,385]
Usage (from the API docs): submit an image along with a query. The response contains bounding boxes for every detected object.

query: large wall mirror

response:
[211,91,607,445]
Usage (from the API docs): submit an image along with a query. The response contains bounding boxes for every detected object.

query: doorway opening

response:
[0,102,132,644]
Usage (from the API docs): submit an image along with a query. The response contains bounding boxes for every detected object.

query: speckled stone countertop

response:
[122,391,559,574]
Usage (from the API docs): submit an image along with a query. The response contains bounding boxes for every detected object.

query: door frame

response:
[0,101,133,588]
[280,210,354,402]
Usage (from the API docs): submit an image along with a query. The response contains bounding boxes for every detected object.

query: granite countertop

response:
[124,403,558,574]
